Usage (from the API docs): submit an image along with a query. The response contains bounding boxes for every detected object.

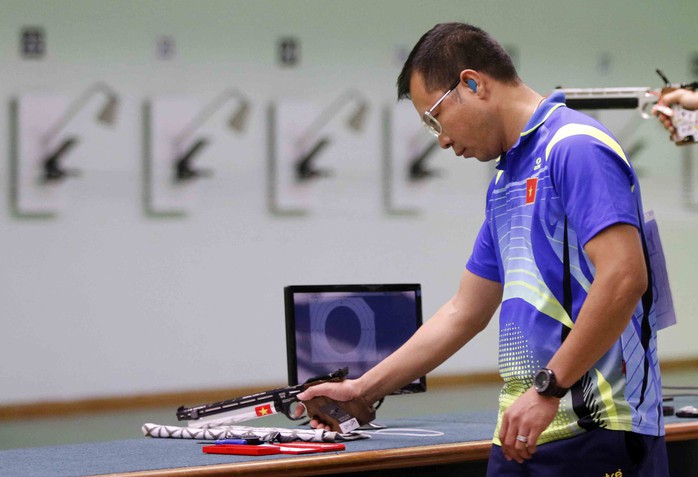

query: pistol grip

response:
[303,396,376,433]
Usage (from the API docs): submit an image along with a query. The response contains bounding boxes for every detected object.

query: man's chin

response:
[473,154,495,163]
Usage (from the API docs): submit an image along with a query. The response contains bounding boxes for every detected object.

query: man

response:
[298,23,668,476]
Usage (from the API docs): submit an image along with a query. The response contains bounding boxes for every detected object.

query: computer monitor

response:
[284,283,426,394]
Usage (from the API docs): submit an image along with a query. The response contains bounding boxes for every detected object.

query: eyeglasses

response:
[422,78,461,137]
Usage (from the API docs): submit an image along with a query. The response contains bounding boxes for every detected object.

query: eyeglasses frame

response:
[421,78,462,137]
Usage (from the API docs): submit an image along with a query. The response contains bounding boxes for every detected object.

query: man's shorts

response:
[486,428,668,477]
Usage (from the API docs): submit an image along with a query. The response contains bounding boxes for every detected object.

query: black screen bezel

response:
[284,283,426,395]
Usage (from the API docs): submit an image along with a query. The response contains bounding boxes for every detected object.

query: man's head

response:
[397,23,520,101]
[397,23,525,161]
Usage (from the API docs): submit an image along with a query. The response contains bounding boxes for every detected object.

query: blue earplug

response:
[467,79,477,93]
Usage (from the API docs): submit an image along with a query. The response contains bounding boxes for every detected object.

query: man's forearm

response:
[358,271,502,403]
[357,301,482,402]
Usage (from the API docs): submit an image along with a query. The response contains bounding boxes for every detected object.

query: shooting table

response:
[2,399,698,477]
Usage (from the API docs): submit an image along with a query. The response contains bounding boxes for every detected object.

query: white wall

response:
[1,0,697,404]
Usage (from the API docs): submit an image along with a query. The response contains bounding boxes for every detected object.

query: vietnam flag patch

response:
[525,178,538,205]
[255,404,273,416]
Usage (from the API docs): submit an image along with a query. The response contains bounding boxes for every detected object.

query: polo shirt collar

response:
[496,91,566,170]
[520,91,566,138]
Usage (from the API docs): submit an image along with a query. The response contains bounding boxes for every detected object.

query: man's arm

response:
[499,223,647,463]
[297,269,503,428]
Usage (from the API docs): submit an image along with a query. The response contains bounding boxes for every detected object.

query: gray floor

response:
[1,369,696,451]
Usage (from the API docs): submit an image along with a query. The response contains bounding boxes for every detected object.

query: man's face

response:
[409,72,501,162]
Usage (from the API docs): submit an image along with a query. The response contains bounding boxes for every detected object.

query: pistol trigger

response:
[277,399,293,420]
[279,398,306,421]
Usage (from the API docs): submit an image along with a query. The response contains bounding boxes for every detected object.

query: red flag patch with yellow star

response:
[525,178,538,205]
[255,404,273,416]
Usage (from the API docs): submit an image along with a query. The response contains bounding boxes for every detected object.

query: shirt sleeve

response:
[466,218,502,283]
[548,132,640,247]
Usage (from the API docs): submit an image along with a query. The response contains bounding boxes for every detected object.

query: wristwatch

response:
[533,368,569,398]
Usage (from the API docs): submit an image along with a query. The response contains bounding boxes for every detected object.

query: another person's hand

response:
[653,89,698,136]
[659,88,698,110]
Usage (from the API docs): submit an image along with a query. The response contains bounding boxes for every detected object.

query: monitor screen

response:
[285,283,426,394]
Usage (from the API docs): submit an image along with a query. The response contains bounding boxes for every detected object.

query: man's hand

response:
[498,387,560,463]
[297,378,365,431]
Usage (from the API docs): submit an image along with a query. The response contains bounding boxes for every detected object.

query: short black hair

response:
[397,23,520,100]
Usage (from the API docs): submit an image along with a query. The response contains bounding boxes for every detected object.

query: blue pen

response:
[215,439,249,445]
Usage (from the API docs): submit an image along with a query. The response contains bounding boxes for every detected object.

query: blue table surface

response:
[0,411,498,477]
[2,395,696,477]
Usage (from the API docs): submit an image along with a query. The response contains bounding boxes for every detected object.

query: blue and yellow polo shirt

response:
[467,92,664,445]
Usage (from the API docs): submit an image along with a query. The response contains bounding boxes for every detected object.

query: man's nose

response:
[438,133,453,149]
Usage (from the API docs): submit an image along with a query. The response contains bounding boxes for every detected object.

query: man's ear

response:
[460,69,481,95]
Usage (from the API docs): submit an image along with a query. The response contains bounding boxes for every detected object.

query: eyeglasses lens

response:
[422,113,441,137]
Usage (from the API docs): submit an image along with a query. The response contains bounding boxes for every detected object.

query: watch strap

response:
[536,368,569,398]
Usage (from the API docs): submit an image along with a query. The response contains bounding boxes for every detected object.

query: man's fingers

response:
[500,418,523,462]
[500,413,538,462]
[308,418,330,431]
[514,429,532,461]
[297,382,330,401]
[526,430,540,456]
[653,104,673,117]
[292,401,307,418]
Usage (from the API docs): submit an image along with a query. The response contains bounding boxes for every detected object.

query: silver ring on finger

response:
[515,435,528,444]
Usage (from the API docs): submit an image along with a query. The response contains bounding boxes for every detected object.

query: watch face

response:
[534,369,550,391]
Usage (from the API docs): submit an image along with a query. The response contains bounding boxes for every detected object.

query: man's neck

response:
[495,83,545,152]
